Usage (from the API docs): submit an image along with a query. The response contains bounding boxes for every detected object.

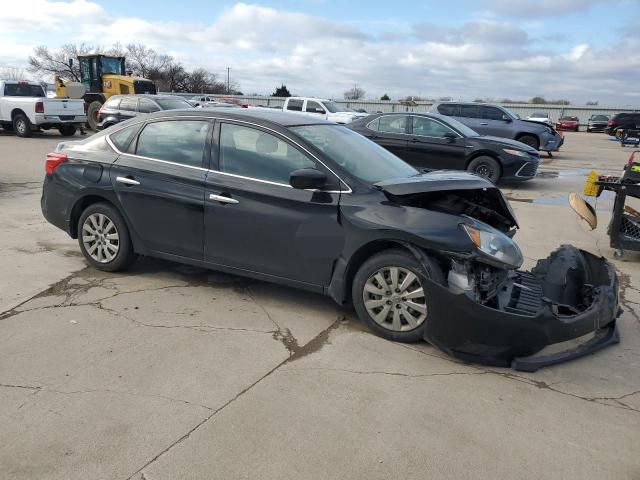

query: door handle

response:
[479,122,489,126]
[209,194,239,204]
[409,138,419,142]
[116,176,140,186]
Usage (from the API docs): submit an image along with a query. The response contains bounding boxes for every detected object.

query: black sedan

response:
[41,109,619,370]
[347,112,539,183]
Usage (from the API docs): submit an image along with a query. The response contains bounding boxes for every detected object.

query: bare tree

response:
[160,60,188,92]
[125,43,170,79]
[28,43,97,81]
[344,85,365,100]
[0,66,27,80]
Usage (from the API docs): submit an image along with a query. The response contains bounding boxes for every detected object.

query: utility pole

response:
[226,67,230,94]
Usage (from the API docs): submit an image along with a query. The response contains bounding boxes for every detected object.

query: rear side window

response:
[135,120,209,167]
[104,97,121,109]
[286,99,304,111]
[376,115,407,134]
[437,104,459,116]
[110,125,139,152]
[119,97,137,111]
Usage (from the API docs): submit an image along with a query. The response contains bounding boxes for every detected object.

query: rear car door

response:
[365,115,409,159]
[405,116,466,170]
[204,121,343,287]
[109,118,211,259]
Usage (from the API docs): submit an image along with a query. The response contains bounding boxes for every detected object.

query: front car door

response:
[479,105,512,137]
[304,100,327,118]
[456,104,486,133]
[109,118,211,259]
[364,115,409,159]
[204,121,344,288]
[405,116,466,170]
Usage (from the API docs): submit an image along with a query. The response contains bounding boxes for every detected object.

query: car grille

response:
[516,162,538,177]
[621,215,640,240]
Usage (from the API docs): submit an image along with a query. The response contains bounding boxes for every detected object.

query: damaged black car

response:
[41,109,620,371]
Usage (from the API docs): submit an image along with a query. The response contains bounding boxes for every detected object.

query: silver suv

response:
[431,102,563,154]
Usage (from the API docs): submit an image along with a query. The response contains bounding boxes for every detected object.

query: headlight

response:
[503,148,530,157]
[462,224,523,268]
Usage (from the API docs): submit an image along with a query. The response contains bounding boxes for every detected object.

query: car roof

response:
[139,108,335,127]
[111,94,181,100]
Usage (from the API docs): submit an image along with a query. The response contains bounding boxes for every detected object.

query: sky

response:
[1,0,639,105]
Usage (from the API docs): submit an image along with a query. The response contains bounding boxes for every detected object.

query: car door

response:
[304,100,327,119]
[109,118,211,259]
[204,121,343,288]
[364,115,409,159]
[405,116,466,170]
[117,96,138,122]
[479,106,511,137]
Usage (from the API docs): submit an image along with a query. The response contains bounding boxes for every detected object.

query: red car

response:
[556,116,580,132]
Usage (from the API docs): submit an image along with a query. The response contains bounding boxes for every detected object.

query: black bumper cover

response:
[421,246,620,371]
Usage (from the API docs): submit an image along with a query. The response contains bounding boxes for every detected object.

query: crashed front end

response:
[378,172,620,371]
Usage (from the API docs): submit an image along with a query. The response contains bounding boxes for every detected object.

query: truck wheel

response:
[13,113,32,138]
[58,125,77,137]
[516,134,539,150]
[87,101,102,131]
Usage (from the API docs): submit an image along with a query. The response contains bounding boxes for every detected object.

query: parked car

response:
[190,95,216,106]
[96,94,194,129]
[556,116,580,132]
[430,102,563,154]
[526,112,553,127]
[605,112,640,136]
[41,108,620,371]
[587,114,610,132]
[201,101,241,109]
[347,112,539,183]
[0,80,86,137]
[282,97,368,124]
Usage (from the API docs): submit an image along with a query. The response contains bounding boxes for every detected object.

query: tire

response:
[516,134,539,150]
[77,202,137,272]
[58,125,77,137]
[352,249,444,343]
[13,113,32,138]
[87,100,103,131]
[467,155,501,183]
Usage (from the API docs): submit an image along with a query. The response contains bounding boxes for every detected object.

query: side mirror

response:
[502,114,512,122]
[444,132,457,143]
[290,168,327,190]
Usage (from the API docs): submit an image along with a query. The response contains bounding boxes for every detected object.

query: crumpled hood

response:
[374,171,495,195]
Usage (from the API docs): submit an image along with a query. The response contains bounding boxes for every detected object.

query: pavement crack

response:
[283,367,488,379]
[0,383,41,391]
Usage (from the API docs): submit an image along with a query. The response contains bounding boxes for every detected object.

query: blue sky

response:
[1,0,639,104]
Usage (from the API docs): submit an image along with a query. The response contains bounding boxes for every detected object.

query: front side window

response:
[482,106,504,120]
[437,104,458,116]
[286,99,304,111]
[135,120,209,167]
[305,101,325,113]
[219,123,316,184]
[376,115,407,134]
[138,98,160,113]
[412,116,457,138]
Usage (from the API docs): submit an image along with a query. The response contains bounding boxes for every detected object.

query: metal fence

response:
[172,92,639,125]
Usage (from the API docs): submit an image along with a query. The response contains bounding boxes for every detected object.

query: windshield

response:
[324,101,350,113]
[101,57,123,75]
[155,97,193,110]
[592,115,608,121]
[4,83,45,97]
[439,115,480,137]
[290,125,418,183]
[532,112,547,117]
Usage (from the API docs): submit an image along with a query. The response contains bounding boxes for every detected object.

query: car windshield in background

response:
[155,98,192,110]
[4,83,45,97]
[592,115,609,121]
[441,116,480,137]
[291,125,418,183]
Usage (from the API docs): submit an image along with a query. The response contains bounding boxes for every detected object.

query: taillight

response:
[608,119,616,126]
[45,153,67,174]
[35,101,44,113]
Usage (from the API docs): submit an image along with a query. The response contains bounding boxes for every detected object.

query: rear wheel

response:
[467,155,501,183]
[87,101,103,131]
[13,113,32,138]
[58,125,77,136]
[77,203,137,271]
[517,134,539,150]
[352,249,444,342]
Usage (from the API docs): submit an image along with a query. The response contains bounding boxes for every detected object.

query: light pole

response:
[226,67,230,94]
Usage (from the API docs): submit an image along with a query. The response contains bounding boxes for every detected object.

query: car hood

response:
[471,135,539,153]
[375,171,494,195]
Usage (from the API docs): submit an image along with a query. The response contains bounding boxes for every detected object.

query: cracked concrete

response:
[1,131,640,479]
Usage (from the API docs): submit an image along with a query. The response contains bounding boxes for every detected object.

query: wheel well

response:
[83,94,106,107]
[515,132,539,143]
[11,108,26,120]
[69,195,115,238]
[466,152,501,170]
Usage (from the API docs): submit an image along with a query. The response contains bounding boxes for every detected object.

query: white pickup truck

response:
[0,80,87,137]
[282,97,368,124]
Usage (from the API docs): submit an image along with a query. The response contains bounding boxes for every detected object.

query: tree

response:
[0,66,27,80]
[586,100,599,106]
[160,60,188,92]
[28,43,97,81]
[380,93,390,101]
[272,84,291,97]
[529,96,547,104]
[125,43,170,79]
[344,85,365,100]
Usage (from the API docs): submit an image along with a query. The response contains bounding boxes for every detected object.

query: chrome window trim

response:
[105,114,352,193]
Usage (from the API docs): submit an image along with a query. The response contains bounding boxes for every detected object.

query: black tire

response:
[516,134,539,150]
[352,249,444,343]
[87,101,103,131]
[58,125,77,137]
[13,113,32,138]
[467,155,501,183]
[77,202,137,272]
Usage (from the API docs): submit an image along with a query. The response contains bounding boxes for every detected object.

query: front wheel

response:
[352,249,444,342]
[467,155,501,183]
[77,203,137,271]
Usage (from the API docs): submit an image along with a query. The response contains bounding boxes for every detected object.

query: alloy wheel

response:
[16,119,26,135]
[82,213,119,263]
[362,266,427,332]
